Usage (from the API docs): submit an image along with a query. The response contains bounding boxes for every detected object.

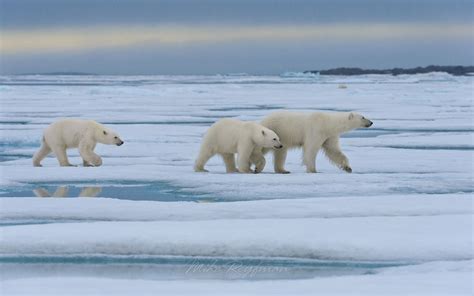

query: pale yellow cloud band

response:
[1,23,472,55]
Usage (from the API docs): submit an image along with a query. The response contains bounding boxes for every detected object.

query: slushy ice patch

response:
[0,256,409,280]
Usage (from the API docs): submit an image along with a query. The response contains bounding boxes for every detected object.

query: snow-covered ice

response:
[2,261,472,295]
[0,73,472,295]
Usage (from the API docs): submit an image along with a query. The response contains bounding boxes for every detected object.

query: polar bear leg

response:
[221,153,238,173]
[52,186,69,197]
[250,150,266,173]
[82,154,103,167]
[33,140,51,167]
[261,147,271,156]
[322,137,352,173]
[33,187,51,197]
[79,141,102,167]
[303,142,322,173]
[78,187,102,197]
[273,148,290,174]
[51,146,73,167]
[237,143,253,173]
[195,147,214,172]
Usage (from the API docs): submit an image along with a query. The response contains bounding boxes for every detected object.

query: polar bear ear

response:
[261,130,265,136]
[103,130,108,135]
[348,113,354,120]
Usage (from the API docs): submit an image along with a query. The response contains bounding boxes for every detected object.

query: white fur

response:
[32,119,124,167]
[194,118,282,173]
[258,111,373,173]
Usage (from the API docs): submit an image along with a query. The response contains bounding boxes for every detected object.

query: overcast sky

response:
[0,0,473,75]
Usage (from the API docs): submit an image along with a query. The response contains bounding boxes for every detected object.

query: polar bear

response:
[33,119,124,167]
[194,118,283,173]
[257,111,373,174]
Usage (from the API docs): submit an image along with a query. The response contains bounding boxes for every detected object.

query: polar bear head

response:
[255,127,283,149]
[96,128,124,146]
[348,112,373,129]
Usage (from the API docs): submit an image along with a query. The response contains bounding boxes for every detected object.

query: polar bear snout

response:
[271,138,283,149]
[113,136,124,146]
[360,115,373,128]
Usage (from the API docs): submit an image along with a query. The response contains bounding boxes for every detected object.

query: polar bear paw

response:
[83,155,102,167]
[253,159,266,174]
[343,166,352,173]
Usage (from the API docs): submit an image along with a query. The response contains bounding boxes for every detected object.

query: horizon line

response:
[5,65,474,76]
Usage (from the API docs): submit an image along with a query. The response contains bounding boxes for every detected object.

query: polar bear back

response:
[201,118,255,154]
[261,111,310,148]
[44,119,102,148]
[262,111,371,149]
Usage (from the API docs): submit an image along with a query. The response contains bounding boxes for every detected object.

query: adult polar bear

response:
[195,118,283,173]
[33,119,124,167]
[257,111,373,174]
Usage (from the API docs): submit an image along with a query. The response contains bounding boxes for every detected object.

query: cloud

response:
[1,23,473,55]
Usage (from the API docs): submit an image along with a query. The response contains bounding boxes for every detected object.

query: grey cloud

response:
[2,38,473,75]
[1,0,473,29]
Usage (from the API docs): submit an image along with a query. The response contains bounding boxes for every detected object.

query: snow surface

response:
[1,194,471,222]
[0,74,473,295]
[1,215,471,261]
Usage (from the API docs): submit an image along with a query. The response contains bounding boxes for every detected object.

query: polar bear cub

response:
[258,111,373,173]
[195,118,283,173]
[33,119,124,167]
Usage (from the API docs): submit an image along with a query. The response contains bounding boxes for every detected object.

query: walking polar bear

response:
[33,119,124,167]
[255,111,373,173]
[195,118,283,173]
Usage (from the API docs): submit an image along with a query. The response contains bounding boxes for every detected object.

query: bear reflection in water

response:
[33,186,102,198]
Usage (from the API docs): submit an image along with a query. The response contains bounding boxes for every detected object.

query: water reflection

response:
[0,181,212,202]
[33,186,102,198]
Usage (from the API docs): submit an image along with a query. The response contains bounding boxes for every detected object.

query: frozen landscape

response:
[0,73,472,295]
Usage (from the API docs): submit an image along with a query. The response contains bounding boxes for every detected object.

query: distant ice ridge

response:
[219,73,250,77]
[397,72,458,83]
[0,73,467,86]
[280,71,320,79]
